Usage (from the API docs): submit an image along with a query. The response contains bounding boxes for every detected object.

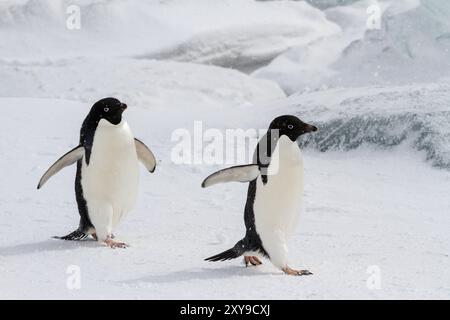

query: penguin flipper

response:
[201,164,260,188]
[37,145,84,189]
[205,241,246,262]
[53,229,89,241]
[135,138,156,173]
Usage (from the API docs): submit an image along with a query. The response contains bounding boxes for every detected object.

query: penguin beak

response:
[121,103,127,112]
[303,124,318,134]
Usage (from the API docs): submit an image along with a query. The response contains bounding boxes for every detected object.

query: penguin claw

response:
[109,242,128,249]
[104,238,128,249]
[282,266,313,276]
[298,270,313,276]
[244,256,263,267]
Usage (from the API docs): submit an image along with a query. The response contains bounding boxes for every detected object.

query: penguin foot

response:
[104,238,128,249]
[282,266,313,276]
[244,256,263,267]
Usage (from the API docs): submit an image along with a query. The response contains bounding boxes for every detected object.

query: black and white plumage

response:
[202,115,317,275]
[37,97,156,248]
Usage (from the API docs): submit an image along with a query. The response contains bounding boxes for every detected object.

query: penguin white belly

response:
[81,120,139,239]
[253,135,304,268]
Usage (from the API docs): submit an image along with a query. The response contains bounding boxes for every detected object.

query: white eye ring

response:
[104,107,109,112]
[288,124,294,129]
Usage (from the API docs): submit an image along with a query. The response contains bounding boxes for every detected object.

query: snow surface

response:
[1,0,449,300]
[1,98,449,299]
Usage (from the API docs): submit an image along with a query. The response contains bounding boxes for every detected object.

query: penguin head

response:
[89,97,127,125]
[269,115,317,141]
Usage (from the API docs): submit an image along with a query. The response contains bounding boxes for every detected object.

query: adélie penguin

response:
[201,115,317,275]
[37,97,156,248]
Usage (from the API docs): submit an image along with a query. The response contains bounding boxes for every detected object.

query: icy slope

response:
[254,0,450,92]
[332,0,450,87]
[146,0,339,71]
[253,0,375,93]
[0,97,449,299]
[266,82,450,170]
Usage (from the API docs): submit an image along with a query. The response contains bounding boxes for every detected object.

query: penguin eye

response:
[287,124,294,129]
[104,107,109,112]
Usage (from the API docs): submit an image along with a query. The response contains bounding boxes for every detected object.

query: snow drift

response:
[144,0,339,72]
[0,0,339,71]
[254,0,450,93]
[275,82,450,170]
[0,57,285,109]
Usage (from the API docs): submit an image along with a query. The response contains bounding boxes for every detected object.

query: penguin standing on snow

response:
[202,115,317,275]
[37,98,156,248]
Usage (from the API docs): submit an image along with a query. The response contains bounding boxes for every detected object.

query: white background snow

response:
[0,0,449,299]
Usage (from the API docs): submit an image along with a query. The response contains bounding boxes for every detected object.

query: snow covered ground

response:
[0,0,449,300]
[1,98,449,299]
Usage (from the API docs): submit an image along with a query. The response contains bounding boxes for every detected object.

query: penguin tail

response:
[53,229,89,241]
[205,241,246,262]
